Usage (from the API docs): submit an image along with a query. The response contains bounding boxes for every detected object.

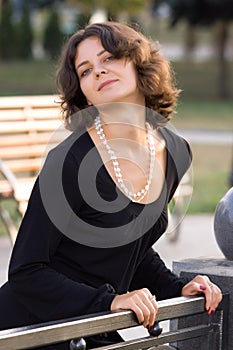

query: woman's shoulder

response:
[159,126,192,179]
[38,129,93,181]
[47,129,92,161]
[54,128,91,153]
[159,126,192,157]
[159,126,189,147]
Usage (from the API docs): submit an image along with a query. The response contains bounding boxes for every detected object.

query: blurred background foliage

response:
[0,0,232,216]
[0,0,232,99]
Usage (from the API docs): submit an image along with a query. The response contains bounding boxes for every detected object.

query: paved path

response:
[154,213,223,269]
[0,214,224,286]
[161,43,233,62]
[179,129,233,146]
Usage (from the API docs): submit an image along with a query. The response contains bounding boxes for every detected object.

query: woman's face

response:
[74,36,145,106]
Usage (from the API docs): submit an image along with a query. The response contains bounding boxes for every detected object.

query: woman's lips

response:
[98,79,118,91]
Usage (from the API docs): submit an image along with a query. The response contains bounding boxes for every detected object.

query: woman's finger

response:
[195,276,222,313]
[110,289,158,328]
[181,275,222,315]
[203,282,222,313]
[145,294,158,327]
[135,291,157,327]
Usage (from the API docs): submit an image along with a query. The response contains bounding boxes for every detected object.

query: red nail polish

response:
[209,309,216,315]
[200,285,206,291]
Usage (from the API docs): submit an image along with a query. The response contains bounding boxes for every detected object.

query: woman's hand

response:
[110,288,158,328]
[181,275,222,315]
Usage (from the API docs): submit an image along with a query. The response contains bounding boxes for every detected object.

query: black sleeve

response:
[129,248,188,300]
[8,149,116,322]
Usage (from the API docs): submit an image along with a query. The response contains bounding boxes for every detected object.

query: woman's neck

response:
[97,102,147,143]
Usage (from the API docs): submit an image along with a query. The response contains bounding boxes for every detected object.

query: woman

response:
[0,22,222,349]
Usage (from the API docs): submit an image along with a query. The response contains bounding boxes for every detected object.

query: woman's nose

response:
[95,67,108,78]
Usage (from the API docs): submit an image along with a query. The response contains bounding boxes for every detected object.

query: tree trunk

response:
[216,20,230,99]
[184,21,196,61]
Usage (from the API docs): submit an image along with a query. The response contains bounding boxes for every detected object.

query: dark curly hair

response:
[56,21,181,129]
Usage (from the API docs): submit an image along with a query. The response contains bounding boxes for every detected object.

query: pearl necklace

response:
[94,116,155,203]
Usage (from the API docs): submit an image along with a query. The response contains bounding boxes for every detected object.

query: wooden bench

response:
[0,295,229,350]
[0,95,70,243]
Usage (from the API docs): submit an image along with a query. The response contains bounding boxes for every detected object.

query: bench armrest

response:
[0,159,18,195]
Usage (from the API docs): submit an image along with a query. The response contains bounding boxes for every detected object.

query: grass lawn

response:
[188,144,232,214]
[173,60,233,101]
[0,200,21,236]
[173,99,233,131]
[0,60,57,96]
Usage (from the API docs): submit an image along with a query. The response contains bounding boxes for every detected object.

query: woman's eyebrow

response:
[76,50,106,71]
[97,49,106,57]
[76,60,88,70]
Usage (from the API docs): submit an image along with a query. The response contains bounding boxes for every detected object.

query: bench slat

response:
[0,131,67,147]
[0,109,61,121]
[4,158,44,172]
[0,95,60,108]
[0,120,62,133]
[1,143,59,159]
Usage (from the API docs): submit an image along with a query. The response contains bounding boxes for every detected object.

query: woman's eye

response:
[104,55,114,62]
[80,68,91,77]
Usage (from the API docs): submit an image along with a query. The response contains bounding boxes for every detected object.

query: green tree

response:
[43,7,64,60]
[76,12,92,29]
[0,0,16,60]
[157,0,233,99]
[30,0,62,8]
[16,0,34,59]
[68,0,148,21]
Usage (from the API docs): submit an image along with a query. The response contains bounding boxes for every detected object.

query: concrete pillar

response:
[170,188,233,348]
[214,187,233,260]
[172,258,232,349]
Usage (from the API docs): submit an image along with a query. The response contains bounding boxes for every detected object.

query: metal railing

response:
[0,295,229,350]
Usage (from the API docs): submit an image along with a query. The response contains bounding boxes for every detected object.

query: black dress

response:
[0,127,192,349]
